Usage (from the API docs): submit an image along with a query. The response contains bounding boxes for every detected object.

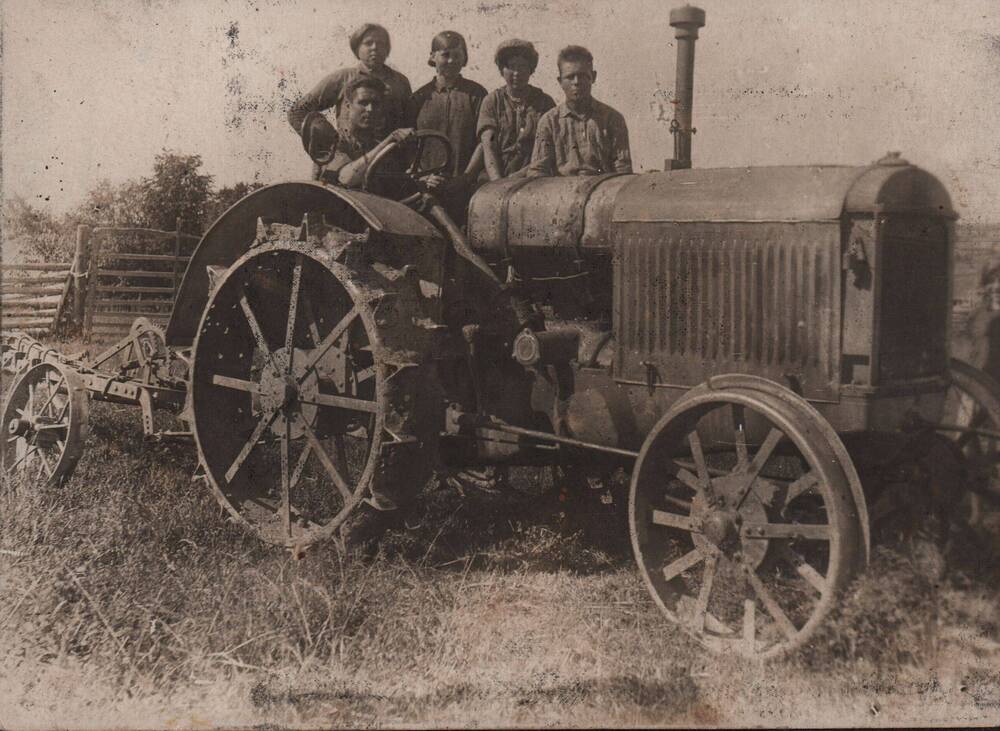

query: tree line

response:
[3,151,262,262]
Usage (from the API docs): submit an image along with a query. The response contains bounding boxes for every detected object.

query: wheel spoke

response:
[298,417,353,501]
[652,509,700,532]
[224,407,279,482]
[783,471,820,508]
[732,404,748,468]
[742,522,831,541]
[289,442,312,491]
[745,567,798,640]
[55,392,71,423]
[299,307,359,384]
[663,494,693,513]
[662,548,705,582]
[299,292,323,347]
[675,467,705,496]
[212,375,263,394]
[775,543,827,594]
[334,435,349,473]
[285,258,303,369]
[735,427,784,509]
[240,294,278,370]
[36,448,55,479]
[303,392,379,414]
[5,445,38,474]
[688,430,711,490]
[34,423,69,432]
[37,376,65,418]
[691,553,717,632]
[955,409,988,448]
[280,417,291,537]
[674,459,728,478]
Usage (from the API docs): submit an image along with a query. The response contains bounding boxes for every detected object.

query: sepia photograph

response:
[2,0,1000,727]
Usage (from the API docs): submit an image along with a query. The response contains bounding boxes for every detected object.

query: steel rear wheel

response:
[191,237,439,547]
[629,387,862,660]
[2,362,89,488]
[942,358,1000,500]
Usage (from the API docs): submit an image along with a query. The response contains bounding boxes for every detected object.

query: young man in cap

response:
[525,45,632,177]
[477,39,556,180]
[287,23,411,159]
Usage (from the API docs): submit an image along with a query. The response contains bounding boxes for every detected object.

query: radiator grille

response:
[614,223,841,400]
[877,216,950,382]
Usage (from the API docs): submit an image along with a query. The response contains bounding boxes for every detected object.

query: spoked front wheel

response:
[629,385,863,660]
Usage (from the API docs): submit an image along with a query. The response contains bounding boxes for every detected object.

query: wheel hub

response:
[255,346,319,439]
[691,472,772,566]
[7,417,30,438]
[701,509,741,550]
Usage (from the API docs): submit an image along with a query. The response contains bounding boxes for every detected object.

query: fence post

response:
[72,224,92,331]
[82,228,105,341]
[172,217,183,307]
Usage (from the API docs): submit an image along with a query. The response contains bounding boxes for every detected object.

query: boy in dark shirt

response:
[407,31,487,223]
[288,23,411,146]
[477,39,556,180]
[525,45,632,177]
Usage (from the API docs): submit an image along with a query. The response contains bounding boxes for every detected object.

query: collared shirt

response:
[525,98,632,177]
[287,62,412,135]
[324,128,404,192]
[326,129,379,178]
[407,76,487,176]
[477,85,556,177]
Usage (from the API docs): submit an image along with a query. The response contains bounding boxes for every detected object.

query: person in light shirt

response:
[525,45,632,177]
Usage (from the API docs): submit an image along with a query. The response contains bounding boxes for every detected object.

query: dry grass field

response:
[2,391,1000,729]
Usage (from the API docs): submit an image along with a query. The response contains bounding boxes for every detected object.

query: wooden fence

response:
[1,261,74,335]
[81,224,199,341]
[1,222,200,341]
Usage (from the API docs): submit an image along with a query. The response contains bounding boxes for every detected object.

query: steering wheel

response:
[362,129,453,204]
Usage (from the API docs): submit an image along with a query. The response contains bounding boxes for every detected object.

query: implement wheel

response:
[629,384,862,660]
[190,234,439,548]
[1,362,89,488]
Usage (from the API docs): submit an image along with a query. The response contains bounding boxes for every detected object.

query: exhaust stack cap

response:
[665,5,706,171]
[670,5,706,38]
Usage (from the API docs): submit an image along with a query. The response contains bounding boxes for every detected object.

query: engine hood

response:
[612,163,955,223]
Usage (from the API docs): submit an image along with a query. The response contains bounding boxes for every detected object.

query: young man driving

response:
[323,77,445,196]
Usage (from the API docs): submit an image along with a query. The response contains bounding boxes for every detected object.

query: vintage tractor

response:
[4,5,1000,659]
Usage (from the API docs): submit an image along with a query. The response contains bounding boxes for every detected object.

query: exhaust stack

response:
[666,5,706,170]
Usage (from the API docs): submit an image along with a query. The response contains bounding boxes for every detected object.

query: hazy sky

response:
[3,0,1000,222]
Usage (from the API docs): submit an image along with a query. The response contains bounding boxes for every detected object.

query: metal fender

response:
[165,181,441,346]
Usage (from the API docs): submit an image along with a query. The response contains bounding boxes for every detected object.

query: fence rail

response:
[81,221,194,340]
[2,221,198,341]
[0,262,72,335]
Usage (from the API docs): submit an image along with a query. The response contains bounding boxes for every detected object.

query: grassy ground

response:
[2,399,1000,729]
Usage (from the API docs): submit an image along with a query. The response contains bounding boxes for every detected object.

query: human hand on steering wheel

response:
[362,129,453,205]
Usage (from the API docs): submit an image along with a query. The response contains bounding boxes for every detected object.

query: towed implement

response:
[4,5,1000,659]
